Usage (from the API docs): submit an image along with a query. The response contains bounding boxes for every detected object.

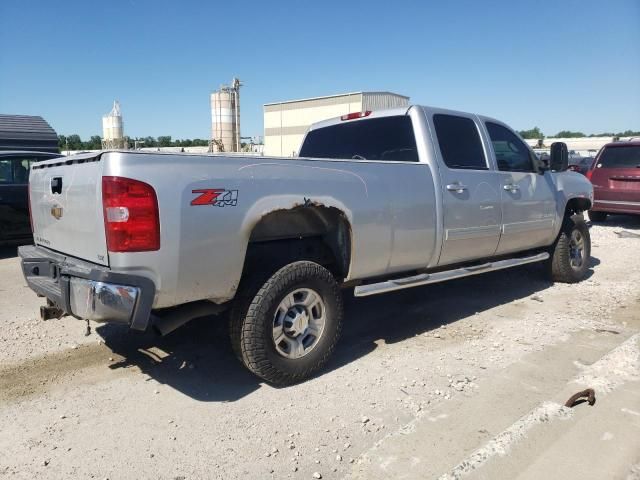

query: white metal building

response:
[263,91,409,157]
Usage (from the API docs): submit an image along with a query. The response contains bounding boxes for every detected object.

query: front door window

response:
[485,122,536,173]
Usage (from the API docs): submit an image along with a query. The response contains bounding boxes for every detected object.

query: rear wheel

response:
[548,215,591,283]
[588,210,607,222]
[229,261,343,385]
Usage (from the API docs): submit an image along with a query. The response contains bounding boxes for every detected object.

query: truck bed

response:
[29,150,439,308]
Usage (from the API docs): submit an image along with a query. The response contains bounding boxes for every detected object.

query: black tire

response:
[229,261,343,385]
[548,215,591,283]
[588,210,607,222]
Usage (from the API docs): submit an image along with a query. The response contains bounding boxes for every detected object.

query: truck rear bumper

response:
[18,245,156,331]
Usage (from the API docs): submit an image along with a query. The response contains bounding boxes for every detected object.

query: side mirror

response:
[550,142,569,172]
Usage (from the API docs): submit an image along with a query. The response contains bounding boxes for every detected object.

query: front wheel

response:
[229,261,343,385]
[548,215,591,283]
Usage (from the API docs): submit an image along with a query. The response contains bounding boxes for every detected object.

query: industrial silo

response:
[210,78,241,152]
[101,101,126,149]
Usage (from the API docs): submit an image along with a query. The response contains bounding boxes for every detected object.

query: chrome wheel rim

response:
[272,288,326,359]
[569,230,585,270]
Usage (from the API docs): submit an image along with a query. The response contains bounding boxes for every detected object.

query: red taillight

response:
[340,111,372,121]
[585,169,593,181]
[102,176,160,252]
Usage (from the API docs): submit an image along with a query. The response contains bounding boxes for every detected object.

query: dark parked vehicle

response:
[587,141,640,221]
[568,156,593,175]
[0,151,62,244]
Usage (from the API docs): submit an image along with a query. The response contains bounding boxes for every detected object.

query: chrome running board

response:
[353,252,550,297]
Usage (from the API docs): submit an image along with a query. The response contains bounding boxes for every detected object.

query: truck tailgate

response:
[30,154,109,266]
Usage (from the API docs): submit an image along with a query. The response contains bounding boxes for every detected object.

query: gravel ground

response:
[0,216,639,479]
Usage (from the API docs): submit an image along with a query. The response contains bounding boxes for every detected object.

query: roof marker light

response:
[340,111,372,121]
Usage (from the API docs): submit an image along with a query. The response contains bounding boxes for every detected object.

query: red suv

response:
[587,141,640,222]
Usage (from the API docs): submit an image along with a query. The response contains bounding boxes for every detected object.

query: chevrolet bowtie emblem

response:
[51,206,63,220]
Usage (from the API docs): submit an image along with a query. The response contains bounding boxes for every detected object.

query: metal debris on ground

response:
[564,388,596,408]
[594,328,620,335]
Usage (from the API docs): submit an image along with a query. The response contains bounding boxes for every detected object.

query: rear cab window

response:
[299,115,419,162]
[597,145,640,168]
[432,114,487,170]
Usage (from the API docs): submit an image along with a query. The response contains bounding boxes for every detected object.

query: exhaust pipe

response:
[152,301,226,336]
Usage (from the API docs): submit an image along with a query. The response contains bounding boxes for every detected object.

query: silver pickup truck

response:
[19,105,594,384]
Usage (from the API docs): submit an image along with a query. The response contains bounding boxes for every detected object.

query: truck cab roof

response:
[308,105,506,133]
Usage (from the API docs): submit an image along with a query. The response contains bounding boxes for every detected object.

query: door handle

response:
[446,183,468,193]
[503,184,520,192]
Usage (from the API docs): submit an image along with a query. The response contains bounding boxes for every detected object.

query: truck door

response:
[483,121,556,254]
[0,155,31,240]
[430,113,502,266]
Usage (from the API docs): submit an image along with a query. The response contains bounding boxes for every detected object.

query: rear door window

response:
[0,157,32,184]
[433,114,487,170]
[598,146,640,168]
[13,158,30,183]
[299,116,419,162]
[0,159,12,183]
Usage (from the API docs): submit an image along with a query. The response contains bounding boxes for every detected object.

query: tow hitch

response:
[39,299,65,321]
[39,301,91,336]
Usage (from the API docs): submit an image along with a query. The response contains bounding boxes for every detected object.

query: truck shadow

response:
[331,259,599,372]
[97,260,599,402]
[0,246,18,260]
[589,214,640,231]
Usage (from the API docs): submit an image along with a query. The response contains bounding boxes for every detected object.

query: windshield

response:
[598,145,640,168]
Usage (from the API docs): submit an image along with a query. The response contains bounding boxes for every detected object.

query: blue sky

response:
[1,0,638,140]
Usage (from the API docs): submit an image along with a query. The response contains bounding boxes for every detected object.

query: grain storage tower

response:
[209,77,242,152]
[263,91,409,156]
[101,100,126,149]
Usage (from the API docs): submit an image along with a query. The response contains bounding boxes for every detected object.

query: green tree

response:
[58,135,67,150]
[158,136,172,147]
[518,127,544,139]
[619,130,640,137]
[143,136,157,147]
[66,134,83,150]
[87,135,102,149]
[554,130,585,138]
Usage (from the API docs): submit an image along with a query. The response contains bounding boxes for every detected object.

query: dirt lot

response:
[1,216,639,480]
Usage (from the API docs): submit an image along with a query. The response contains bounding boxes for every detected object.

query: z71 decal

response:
[191,189,238,207]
